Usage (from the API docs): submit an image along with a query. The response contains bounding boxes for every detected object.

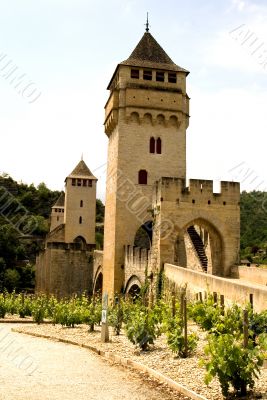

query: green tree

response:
[4,269,20,291]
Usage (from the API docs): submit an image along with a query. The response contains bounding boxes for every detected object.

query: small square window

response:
[143,70,152,80]
[72,179,76,186]
[77,179,81,186]
[168,72,177,83]
[88,180,92,187]
[156,71,164,82]
[131,69,139,79]
[83,179,87,187]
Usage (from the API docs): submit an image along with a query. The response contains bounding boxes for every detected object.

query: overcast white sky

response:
[0,0,267,201]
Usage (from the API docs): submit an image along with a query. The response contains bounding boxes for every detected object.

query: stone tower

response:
[50,192,65,232]
[64,160,97,244]
[35,159,97,297]
[103,29,190,295]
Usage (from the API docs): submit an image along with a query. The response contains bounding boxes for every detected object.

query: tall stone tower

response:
[64,160,97,244]
[103,28,190,295]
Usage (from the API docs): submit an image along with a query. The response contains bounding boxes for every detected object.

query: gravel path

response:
[0,324,188,400]
[10,320,267,400]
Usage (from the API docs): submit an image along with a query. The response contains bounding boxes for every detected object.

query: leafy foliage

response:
[188,295,221,331]
[125,303,159,351]
[166,314,198,358]
[240,191,267,262]
[202,333,265,397]
[108,297,124,335]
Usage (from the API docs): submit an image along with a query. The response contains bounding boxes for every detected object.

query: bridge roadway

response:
[0,324,188,400]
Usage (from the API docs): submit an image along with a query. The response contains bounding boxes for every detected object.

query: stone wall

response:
[165,263,267,312]
[124,245,149,290]
[235,265,267,286]
[150,178,240,277]
[93,250,104,283]
[35,243,94,297]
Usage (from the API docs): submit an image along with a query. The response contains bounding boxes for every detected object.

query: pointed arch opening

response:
[93,267,103,297]
[125,275,141,300]
[173,218,223,275]
[156,138,162,154]
[149,137,155,153]
[134,220,153,249]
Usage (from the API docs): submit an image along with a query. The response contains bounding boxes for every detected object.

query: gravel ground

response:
[0,323,189,400]
[9,317,267,400]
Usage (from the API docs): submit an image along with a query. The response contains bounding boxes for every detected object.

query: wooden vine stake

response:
[220,294,225,316]
[183,297,188,358]
[241,309,249,396]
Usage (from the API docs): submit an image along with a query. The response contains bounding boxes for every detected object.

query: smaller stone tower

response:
[35,159,97,297]
[64,160,97,244]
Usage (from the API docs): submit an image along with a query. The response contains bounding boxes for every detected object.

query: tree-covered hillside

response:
[240,191,267,263]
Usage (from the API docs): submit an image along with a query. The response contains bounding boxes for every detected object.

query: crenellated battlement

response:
[124,245,150,268]
[155,177,240,206]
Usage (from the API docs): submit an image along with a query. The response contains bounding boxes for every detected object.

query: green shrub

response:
[166,315,198,358]
[85,297,102,331]
[32,296,46,324]
[125,304,158,351]
[5,291,19,315]
[189,295,221,331]
[0,294,7,318]
[108,298,124,335]
[211,303,243,336]
[249,310,267,341]
[202,333,266,397]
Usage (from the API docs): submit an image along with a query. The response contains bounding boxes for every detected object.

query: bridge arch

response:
[93,266,103,297]
[124,275,141,298]
[174,218,224,275]
[134,220,153,249]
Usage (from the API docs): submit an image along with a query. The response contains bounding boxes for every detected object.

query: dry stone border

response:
[11,321,267,400]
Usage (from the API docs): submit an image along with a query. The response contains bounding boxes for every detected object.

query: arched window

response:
[149,137,155,153]
[156,138,162,154]
[138,170,147,185]
[79,216,82,224]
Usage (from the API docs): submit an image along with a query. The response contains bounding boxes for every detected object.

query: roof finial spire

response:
[81,153,83,161]
[145,12,150,32]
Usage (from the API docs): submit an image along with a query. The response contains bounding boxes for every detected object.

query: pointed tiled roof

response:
[121,32,189,74]
[67,160,97,180]
[53,192,65,207]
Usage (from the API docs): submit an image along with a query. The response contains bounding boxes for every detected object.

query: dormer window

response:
[143,70,152,81]
[131,69,139,79]
[156,71,164,82]
[168,72,177,83]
